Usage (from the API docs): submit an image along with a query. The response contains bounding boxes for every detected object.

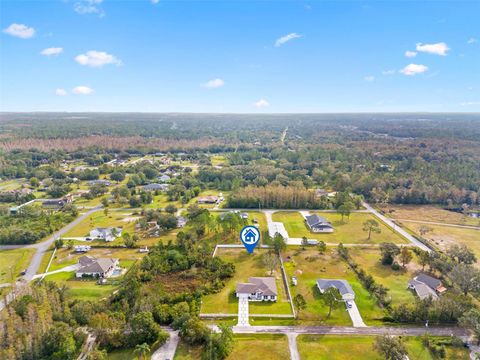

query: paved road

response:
[362,202,431,252]
[397,219,480,230]
[0,206,102,311]
[232,325,468,337]
[151,329,179,360]
[287,333,300,360]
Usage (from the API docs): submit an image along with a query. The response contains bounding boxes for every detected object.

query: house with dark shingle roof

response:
[408,273,446,300]
[76,256,118,278]
[236,277,277,301]
[316,279,355,301]
[305,214,334,233]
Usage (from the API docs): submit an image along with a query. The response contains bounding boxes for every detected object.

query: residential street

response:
[0,206,102,311]
[361,202,432,252]
[231,325,468,337]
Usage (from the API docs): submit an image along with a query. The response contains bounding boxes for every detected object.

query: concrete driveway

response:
[346,301,367,327]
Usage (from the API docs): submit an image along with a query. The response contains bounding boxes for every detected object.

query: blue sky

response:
[1,0,479,112]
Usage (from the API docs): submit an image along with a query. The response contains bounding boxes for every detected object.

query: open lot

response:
[227,334,290,360]
[402,221,480,260]
[0,248,36,283]
[272,212,407,244]
[62,209,138,239]
[348,247,419,306]
[43,271,119,301]
[297,335,469,360]
[379,204,480,227]
[201,248,292,315]
[284,248,385,325]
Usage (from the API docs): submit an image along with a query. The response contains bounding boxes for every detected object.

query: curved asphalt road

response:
[0,206,102,310]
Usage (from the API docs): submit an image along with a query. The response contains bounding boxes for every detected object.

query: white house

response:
[89,227,122,242]
[316,279,355,301]
[236,277,277,301]
[75,256,119,278]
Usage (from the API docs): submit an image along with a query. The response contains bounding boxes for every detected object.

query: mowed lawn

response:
[297,335,469,360]
[41,247,143,273]
[272,212,407,244]
[43,271,118,301]
[0,248,36,283]
[201,248,292,315]
[62,210,138,238]
[284,248,385,326]
[379,204,480,227]
[348,247,418,306]
[227,335,289,360]
[402,221,480,261]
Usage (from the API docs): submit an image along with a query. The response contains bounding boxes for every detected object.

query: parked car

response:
[346,300,353,309]
[292,276,298,286]
[20,269,27,276]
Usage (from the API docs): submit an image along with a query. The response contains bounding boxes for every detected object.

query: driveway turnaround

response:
[347,301,367,327]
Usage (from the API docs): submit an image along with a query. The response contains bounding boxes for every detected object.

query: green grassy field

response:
[106,348,136,360]
[201,248,292,315]
[174,342,202,360]
[284,248,385,326]
[62,210,137,238]
[348,247,418,306]
[272,212,407,244]
[297,335,469,360]
[43,271,118,301]
[227,334,290,360]
[0,248,36,283]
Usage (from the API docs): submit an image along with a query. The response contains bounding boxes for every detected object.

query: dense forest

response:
[0,113,479,206]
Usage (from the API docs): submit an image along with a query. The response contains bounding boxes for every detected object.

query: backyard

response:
[284,247,385,325]
[200,248,292,315]
[272,211,407,244]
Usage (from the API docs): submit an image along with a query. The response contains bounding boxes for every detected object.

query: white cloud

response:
[72,86,94,95]
[400,63,429,76]
[41,47,63,56]
[75,50,122,67]
[254,99,270,108]
[364,75,375,82]
[416,42,450,56]
[467,38,477,44]
[460,101,480,106]
[3,23,35,39]
[382,69,396,75]
[55,88,67,96]
[203,78,225,89]
[405,50,417,58]
[275,33,302,47]
[74,0,104,16]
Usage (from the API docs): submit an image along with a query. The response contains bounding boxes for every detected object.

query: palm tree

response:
[134,343,150,360]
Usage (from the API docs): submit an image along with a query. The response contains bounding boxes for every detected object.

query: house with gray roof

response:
[76,256,118,278]
[306,214,334,233]
[158,174,171,183]
[89,227,122,242]
[316,279,355,301]
[143,183,169,191]
[408,273,447,300]
[236,277,277,301]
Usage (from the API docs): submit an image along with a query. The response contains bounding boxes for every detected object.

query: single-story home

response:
[408,273,447,300]
[305,214,334,233]
[42,198,68,209]
[236,277,277,301]
[158,174,171,183]
[143,183,169,191]
[87,180,111,186]
[89,227,122,242]
[75,256,118,278]
[316,279,355,301]
[198,195,219,204]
